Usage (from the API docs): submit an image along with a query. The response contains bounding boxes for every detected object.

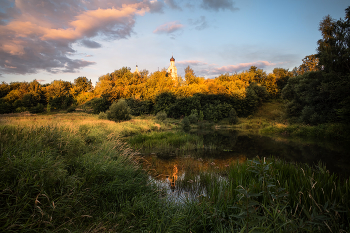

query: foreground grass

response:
[1,112,349,232]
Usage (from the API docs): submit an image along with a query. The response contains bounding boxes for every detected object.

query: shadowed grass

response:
[127,130,217,154]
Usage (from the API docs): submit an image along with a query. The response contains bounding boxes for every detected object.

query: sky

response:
[0,0,349,85]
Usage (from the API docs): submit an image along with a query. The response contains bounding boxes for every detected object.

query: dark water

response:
[141,130,350,200]
[193,130,350,176]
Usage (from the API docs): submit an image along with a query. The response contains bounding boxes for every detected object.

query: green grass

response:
[127,130,217,154]
[1,112,349,232]
[261,123,350,141]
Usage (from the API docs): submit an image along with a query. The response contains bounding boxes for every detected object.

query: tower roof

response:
[170,56,175,62]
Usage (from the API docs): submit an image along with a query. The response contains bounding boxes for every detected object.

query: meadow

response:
[1,112,349,232]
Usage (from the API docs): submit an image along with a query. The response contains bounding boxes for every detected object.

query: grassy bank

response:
[260,123,350,141]
[127,130,218,155]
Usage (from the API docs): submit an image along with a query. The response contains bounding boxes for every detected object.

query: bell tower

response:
[167,55,177,80]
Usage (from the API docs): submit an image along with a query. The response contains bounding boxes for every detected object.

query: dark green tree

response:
[317,7,350,74]
[107,99,131,122]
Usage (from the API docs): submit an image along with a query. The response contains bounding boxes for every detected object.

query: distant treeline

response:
[0,65,294,120]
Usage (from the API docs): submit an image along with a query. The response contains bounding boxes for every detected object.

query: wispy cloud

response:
[164,0,182,10]
[188,16,208,30]
[80,39,102,49]
[201,61,276,76]
[177,60,208,66]
[201,0,239,12]
[153,21,184,34]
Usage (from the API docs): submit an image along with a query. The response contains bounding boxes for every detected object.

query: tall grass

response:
[1,113,349,232]
[166,157,350,232]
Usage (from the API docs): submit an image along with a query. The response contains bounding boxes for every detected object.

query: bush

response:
[156,111,167,121]
[98,112,108,119]
[15,107,27,113]
[126,98,153,116]
[228,108,239,125]
[0,101,13,114]
[198,110,204,121]
[182,116,191,131]
[90,98,110,114]
[29,103,45,114]
[66,106,76,113]
[154,92,176,114]
[188,109,198,124]
[107,99,131,122]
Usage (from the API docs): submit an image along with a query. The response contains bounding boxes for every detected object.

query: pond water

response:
[140,130,350,201]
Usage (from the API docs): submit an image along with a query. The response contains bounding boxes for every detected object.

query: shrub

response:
[90,98,111,114]
[15,106,27,113]
[156,111,167,121]
[182,116,191,131]
[29,103,45,114]
[98,112,108,119]
[0,101,13,114]
[188,109,198,124]
[107,99,131,122]
[46,103,51,113]
[228,108,238,125]
[198,110,204,121]
[154,92,176,114]
[66,106,76,113]
[126,98,153,116]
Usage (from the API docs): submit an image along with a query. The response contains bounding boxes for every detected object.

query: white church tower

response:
[167,56,177,80]
[134,65,140,74]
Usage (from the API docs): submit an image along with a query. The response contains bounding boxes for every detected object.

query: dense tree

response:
[317,7,350,74]
[273,68,293,94]
[296,55,320,75]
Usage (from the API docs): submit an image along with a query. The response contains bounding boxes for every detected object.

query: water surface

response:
[140,130,350,201]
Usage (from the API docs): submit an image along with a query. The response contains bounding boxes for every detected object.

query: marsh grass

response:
[127,130,218,155]
[156,156,350,232]
[1,112,349,232]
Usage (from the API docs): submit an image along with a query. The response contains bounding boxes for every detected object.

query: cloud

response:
[0,0,159,75]
[85,55,93,57]
[164,0,182,10]
[177,60,208,66]
[80,39,102,48]
[201,0,239,12]
[204,61,276,75]
[153,21,184,34]
[188,16,208,30]
[36,79,46,82]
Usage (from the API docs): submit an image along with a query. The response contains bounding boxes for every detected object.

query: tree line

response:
[0,65,294,120]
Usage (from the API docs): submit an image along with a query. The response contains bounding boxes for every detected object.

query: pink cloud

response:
[177,60,208,66]
[153,21,184,34]
[209,61,276,74]
[0,1,155,75]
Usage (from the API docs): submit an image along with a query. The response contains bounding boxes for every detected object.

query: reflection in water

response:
[168,164,178,191]
[141,130,350,202]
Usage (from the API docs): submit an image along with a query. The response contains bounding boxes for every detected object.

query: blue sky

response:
[0,0,349,85]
